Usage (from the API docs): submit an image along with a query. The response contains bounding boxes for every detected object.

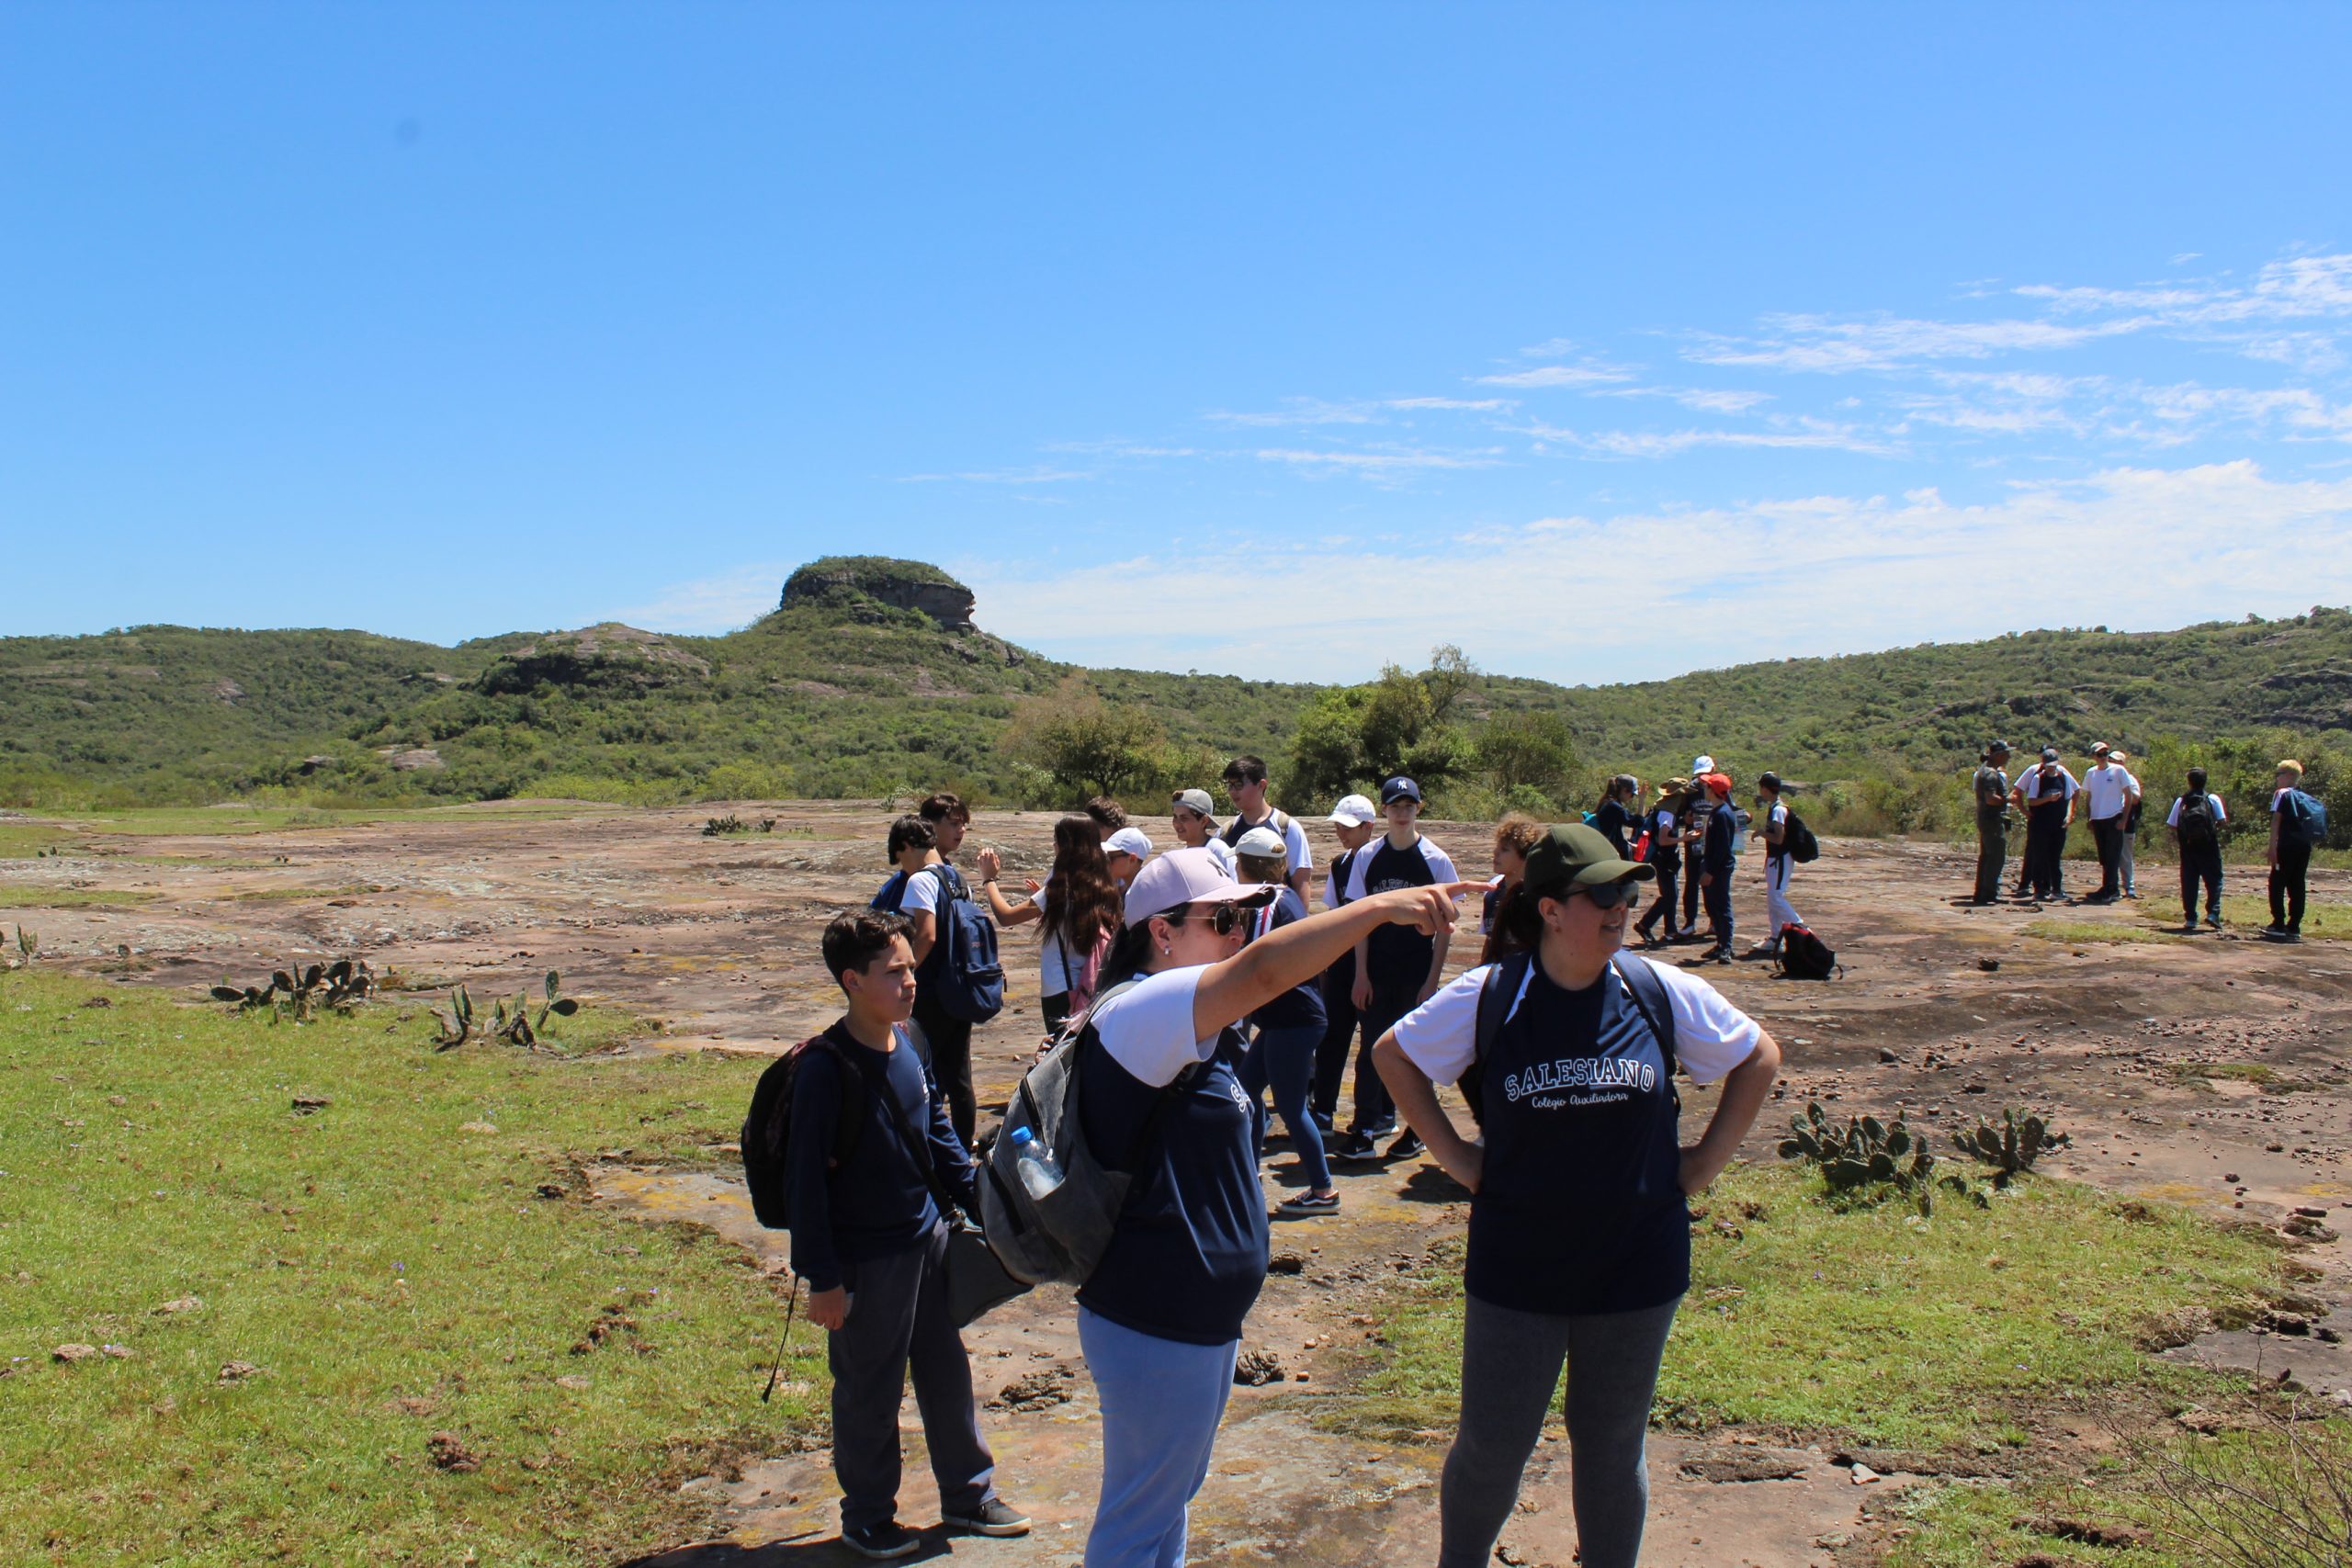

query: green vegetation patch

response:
[0,972,818,1566]
[0,886,155,908]
[2022,919,2191,946]
[1340,1165,2284,1453]
[0,823,77,859]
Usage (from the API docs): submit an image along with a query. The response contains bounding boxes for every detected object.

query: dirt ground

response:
[6,801,2348,1567]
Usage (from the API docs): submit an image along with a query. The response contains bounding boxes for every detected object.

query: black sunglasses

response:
[1162,898,1261,936]
[1571,879,1646,911]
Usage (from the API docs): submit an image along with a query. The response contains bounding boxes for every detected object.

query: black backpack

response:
[2175,793,2217,852]
[1784,811,1820,863]
[741,1034,865,1229]
[1775,924,1838,981]
[874,864,1006,1025]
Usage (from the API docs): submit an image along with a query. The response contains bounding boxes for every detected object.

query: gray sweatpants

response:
[828,1220,997,1532]
[1436,1293,1681,1568]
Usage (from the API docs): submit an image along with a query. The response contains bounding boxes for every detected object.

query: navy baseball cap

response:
[1380,776,1422,805]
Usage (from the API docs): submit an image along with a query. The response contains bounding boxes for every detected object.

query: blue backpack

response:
[2280,788,2331,848]
[875,864,1006,1024]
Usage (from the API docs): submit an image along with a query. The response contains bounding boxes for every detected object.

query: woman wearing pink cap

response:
[1070,845,1479,1568]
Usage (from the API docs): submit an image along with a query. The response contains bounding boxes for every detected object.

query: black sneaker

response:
[1278,1189,1340,1214]
[944,1499,1032,1537]
[1709,946,1733,964]
[2204,913,2222,931]
[1329,1131,1379,1161]
[1385,1129,1424,1160]
[843,1520,922,1559]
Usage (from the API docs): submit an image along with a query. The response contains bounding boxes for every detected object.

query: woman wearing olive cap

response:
[1373,824,1781,1568]
[1073,847,1480,1568]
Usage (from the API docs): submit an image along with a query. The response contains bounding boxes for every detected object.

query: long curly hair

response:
[1041,814,1123,955]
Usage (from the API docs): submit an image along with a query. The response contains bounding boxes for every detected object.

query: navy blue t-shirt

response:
[1350,836,1455,994]
[1592,799,1634,859]
[1470,964,1688,1314]
[1077,968,1270,1347]
[1246,888,1328,1032]
[781,1023,976,1293]
[1702,802,1738,875]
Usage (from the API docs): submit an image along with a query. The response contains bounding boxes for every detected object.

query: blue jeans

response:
[1080,1307,1237,1568]
[1239,1022,1332,1190]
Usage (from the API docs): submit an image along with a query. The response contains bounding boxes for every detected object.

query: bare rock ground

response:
[6,805,2347,1565]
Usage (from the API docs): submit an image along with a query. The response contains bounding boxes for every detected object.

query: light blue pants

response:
[1080,1306,1238,1568]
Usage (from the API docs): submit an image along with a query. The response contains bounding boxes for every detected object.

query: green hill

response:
[3,558,2348,821]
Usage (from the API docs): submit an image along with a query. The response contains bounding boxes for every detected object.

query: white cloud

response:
[1685,310,2154,372]
[1253,446,1504,476]
[898,466,1092,484]
[611,561,790,635]
[962,462,2352,685]
[1519,418,1902,458]
[1474,364,1635,389]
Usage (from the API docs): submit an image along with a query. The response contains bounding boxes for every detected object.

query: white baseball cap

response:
[1103,827,1153,859]
[1327,794,1377,826]
[1171,787,1216,817]
[1233,826,1287,860]
[1124,845,1278,925]
[1692,754,1715,774]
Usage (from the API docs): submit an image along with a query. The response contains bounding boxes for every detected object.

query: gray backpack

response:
[977,979,1184,1285]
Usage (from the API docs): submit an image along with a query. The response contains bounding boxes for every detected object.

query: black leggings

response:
[910,992,976,1148]
[1312,961,1359,1122]
[2272,840,2312,931]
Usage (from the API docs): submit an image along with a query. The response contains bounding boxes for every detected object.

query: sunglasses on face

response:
[1570,878,1643,910]
[1165,899,1256,936]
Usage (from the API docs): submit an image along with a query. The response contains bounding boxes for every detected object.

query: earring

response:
[1160,944,1172,956]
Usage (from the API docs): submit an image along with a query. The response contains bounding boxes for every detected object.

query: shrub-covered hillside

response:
[2,558,2347,812]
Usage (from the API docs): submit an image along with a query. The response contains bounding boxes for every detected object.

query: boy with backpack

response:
[1747,772,1804,958]
[919,793,971,863]
[1333,777,1459,1161]
[2267,760,2327,942]
[778,909,1030,1557]
[2167,768,2227,932]
[1219,755,1315,898]
[874,814,1004,1149]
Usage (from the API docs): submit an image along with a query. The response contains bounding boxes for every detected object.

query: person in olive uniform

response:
[1971,741,2012,905]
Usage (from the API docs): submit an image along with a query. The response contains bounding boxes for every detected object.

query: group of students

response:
[778,761,1783,1567]
[1970,741,2325,941]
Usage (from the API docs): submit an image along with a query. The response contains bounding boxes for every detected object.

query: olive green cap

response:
[1522,822,1655,893]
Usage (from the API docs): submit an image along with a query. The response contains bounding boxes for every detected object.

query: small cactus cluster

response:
[1951,1109,2068,1188]
[210,957,375,1022]
[1779,1103,1939,1209]
[435,970,579,1052]
[700,815,778,837]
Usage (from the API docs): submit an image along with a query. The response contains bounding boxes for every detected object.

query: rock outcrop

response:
[779,557,975,630]
[473,624,711,694]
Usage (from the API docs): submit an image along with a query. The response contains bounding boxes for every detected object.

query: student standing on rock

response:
[2167,767,2227,932]
[1217,755,1315,899]
[1370,824,1780,1568]
[1590,775,1640,860]
[2112,750,2144,898]
[1633,779,1690,947]
[1747,772,1800,958]
[1679,755,1716,936]
[974,815,1124,1037]
[1333,777,1460,1162]
[1170,788,1238,876]
[1312,794,1381,1135]
[1232,825,1340,1213]
[874,814,983,1148]
[1073,848,1476,1568]
[1697,774,1738,963]
[1971,741,2013,905]
[787,909,1031,1558]
[2266,759,2318,942]
[2016,748,2077,902]
[2078,743,2138,904]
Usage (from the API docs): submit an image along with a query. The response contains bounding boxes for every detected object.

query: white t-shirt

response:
[1231,811,1315,874]
[882,865,944,920]
[1027,886,1078,994]
[1086,965,1217,1089]
[1392,954,1762,1089]
[2081,762,2137,822]
[2165,794,2228,828]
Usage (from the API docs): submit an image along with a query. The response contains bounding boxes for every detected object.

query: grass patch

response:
[2023,919,2189,945]
[1340,1165,2285,1453]
[2170,1062,2276,1085]
[212,885,379,904]
[2218,893,2351,939]
[0,823,77,859]
[0,886,156,908]
[0,970,819,1566]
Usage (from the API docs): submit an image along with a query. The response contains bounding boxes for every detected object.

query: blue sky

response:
[6,6,2351,686]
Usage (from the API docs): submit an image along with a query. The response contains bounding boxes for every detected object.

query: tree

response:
[1476,709,1580,803]
[1287,686,1372,801]
[1010,679,1168,800]
[1421,644,1477,727]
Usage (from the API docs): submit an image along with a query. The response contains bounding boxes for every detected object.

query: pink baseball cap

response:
[1122,845,1279,925]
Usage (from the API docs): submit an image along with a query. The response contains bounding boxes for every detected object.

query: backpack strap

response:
[1611,956,1681,1101]
[1472,951,1533,1071]
[1057,976,1196,1171]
